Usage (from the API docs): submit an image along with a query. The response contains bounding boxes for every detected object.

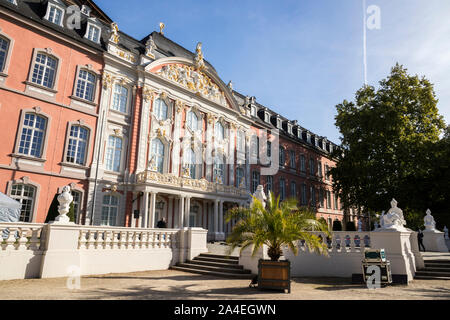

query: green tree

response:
[330,64,446,227]
[225,193,330,261]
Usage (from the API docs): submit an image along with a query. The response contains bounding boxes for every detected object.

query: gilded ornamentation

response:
[157,64,227,107]
[159,22,165,35]
[102,72,115,90]
[109,22,120,44]
[194,42,205,71]
[176,100,184,113]
[142,86,155,102]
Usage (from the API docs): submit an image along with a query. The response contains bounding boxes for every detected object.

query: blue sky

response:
[96,0,450,143]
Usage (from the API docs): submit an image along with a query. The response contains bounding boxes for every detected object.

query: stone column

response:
[142,192,149,229]
[179,196,185,229]
[149,192,157,228]
[185,196,191,228]
[167,196,174,228]
[214,199,219,236]
[219,201,224,235]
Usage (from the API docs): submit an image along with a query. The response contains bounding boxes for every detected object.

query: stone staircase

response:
[171,253,253,279]
[415,259,450,280]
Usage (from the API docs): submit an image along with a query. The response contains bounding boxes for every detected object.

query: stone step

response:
[188,259,244,269]
[415,270,450,278]
[424,260,450,265]
[420,267,450,273]
[171,266,254,279]
[176,263,252,275]
[199,253,239,260]
[194,256,239,265]
[414,275,450,281]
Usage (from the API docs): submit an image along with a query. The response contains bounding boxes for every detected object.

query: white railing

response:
[0,222,45,251]
[295,231,371,254]
[77,226,179,250]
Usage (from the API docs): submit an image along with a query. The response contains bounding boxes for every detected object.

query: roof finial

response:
[159,22,165,35]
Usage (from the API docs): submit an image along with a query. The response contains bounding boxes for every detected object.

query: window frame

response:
[101,194,119,226]
[72,65,99,104]
[45,3,65,27]
[0,30,14,78]
[6,177,41,223]
[26,48,62,93]
[111,82,130,114]
[150,138,166,174]
[105,135,123,173]
[251,170,260,194]
[280,178,286,201]
[84,22,102,44]
[14,109,51,161]
[63,121,93,167]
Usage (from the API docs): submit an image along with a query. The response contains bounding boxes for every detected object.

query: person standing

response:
[157,217,167,228]
[418,229,426,252]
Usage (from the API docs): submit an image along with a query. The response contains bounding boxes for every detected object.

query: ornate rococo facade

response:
[0,0,348,241]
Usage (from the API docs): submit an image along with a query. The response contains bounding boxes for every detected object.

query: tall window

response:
[251,171,260,194]
[301,184,307,205]
[236,167,244,187]
[266,176,273,193]
[267,141,272,159]
[215,122,224,141]
[318,161,323,178]
[72,190,81,224]
[237,131,245,152]
[86,24,101,43]
[0,37,9,73]
[300,155,306,173]
[290,181,296,198]
[31,53,58,89]
[213,156,224,184]
[184,148,196,179]
[18,113,47,158]
[280,178,286,201]
[327,190,332,209]
[112,84,128,113]
[151,138,165,174]
[325,164,330,181]
[154,98,168,121]
[105,136,122,172]
[10,184,35,222]
[101,195,118,226]
[279,147,285,167]
[309,157,315,176]
[48,6,63,25]
[290,150,296,168]
[66,125,89,165]
[310,186,316,207]
[334,193,339,210]
[186,111,198,131]
[319,188,324,208]
[75,69,96,101]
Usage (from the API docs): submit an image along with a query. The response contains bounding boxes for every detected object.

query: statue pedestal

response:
[423,230,449,252]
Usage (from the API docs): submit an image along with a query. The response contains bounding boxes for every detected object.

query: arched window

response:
[112,84,128,113]
[101,194,118,226]
[75,69,96,101]
[0,36,10,73]
[10,184,36,222]
[105,136,122,172]
[154,98,168,121]
[184,148,196,179]
[279,146,285,167]
[66,125,89,165]
[252,171,260,194]
[186,111,198,131]
[31,53,58,89]
[72,190,82,224]
[280,178,286,201]
[18,113,47,158]
[213,156,224,184]
[151,138,165,173]
[215,122,224,141]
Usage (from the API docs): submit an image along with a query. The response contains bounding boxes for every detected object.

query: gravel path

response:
[0,269,449,300]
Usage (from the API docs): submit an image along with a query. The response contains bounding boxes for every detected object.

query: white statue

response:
[227,81,233,91]
[424,209,436,232]
[252,185,267,208]
[378,199,407,231]
[194,42,205,71]
[379,211,385,228]
[444,226,449,240]
[358,220,362,232]
[55,186,73,224]
[145,35,156,58]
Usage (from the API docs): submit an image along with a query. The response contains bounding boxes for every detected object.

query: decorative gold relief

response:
[176,100,184,113]
[159,22,165,35]
[109,22,120,44]
[102,72,115,90]
[157,64,227,107]
[194,42,205,71]
[142,86,155,102]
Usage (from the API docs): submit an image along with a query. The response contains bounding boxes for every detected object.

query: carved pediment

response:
[156,64,227,107]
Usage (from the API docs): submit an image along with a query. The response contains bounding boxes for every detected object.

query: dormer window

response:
[45,2,65,27]
[86,24,101,43]
[264,112,270,123]
[250,106,256,117]
[287,124,292,134]
[277,118,282,129]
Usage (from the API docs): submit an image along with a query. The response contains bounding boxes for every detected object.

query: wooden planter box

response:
[258,259,291,293]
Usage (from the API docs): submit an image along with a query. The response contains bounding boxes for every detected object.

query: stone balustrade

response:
[295,231,371,253]
[77,226,179,250]
[0,222,45,251]
[136,170,247,197]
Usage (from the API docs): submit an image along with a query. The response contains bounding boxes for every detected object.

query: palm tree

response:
[225,192,330,261]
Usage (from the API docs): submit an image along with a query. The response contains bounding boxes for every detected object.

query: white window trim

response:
[44,1,66,27]
[84,19,102,44]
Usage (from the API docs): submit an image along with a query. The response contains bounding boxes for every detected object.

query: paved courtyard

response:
[0,269,449,300]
